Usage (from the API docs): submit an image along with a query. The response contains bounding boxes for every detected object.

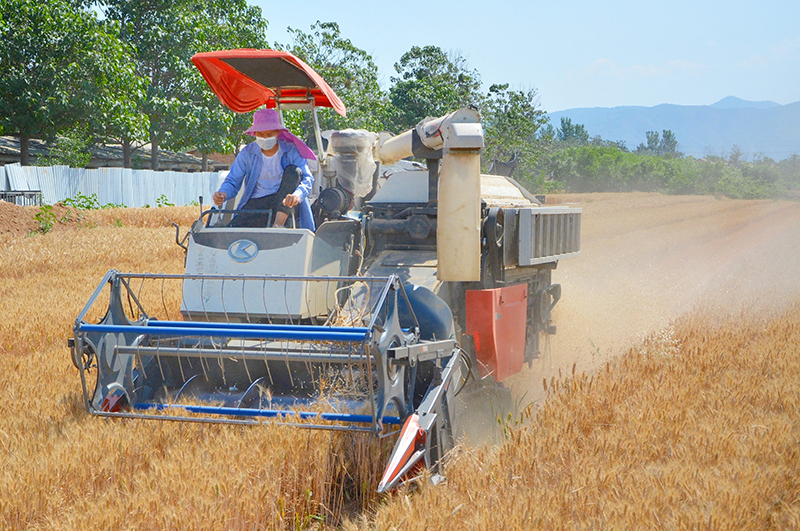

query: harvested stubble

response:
[0,206,390,530]
[351,304,800,530]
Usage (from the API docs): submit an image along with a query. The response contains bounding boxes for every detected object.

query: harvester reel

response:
[93,331,137,412]
[371,288,416,420]
[70,339,95,371]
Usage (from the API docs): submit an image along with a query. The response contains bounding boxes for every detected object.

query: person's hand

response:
[213,191,227,207]
[283,193,300,208]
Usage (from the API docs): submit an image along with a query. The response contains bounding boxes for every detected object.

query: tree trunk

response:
[201,152,208,172]
[20,134,30,166]
[122,139,132,168]
[150,130,159,171]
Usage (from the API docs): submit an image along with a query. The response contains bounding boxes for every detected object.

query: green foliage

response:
[0,0,136,163]
[777,154,800,191]
[556,117,590,145]
[33,205,57,233]
[63,192,101,210]
[155,194,174,207]
[63,192,126,210]
[182,0,268,160]
[532,123,797,199]
[34,127,93,168]
[284,22,392,136]
[534,144,796,199]
[538,123,556,142]
[589,135,628,151]
[389,45,483,131]
[101,0,268,166]
[481,83,548,186]
[522,171,564,195]
[636,130,681,157]
[5,3,794,207]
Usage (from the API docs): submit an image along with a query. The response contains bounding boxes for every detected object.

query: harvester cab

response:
[70,49,581,493]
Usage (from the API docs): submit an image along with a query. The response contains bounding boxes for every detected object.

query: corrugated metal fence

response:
[1,163,227,207]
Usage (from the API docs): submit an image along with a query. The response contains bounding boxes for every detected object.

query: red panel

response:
[191,49,346,116]
[465,284,528,381]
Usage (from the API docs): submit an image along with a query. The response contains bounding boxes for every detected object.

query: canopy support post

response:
[312,106,325,164]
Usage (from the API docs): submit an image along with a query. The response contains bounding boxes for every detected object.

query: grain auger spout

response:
[70,48,581,492]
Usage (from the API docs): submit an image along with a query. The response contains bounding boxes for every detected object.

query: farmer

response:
[213,109,315,229]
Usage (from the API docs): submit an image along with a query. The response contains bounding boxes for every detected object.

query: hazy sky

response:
[255,0,800,112]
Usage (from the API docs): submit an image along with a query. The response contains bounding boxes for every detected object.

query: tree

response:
[636,130,681,157]
[589,135,628,151]
[481,83,548,181]
[389,45,483,131]
[644,130,660,152]
[95,70,149,168]
[777,153,800,192]
[538,123,556,142]
[101,0,268,169]
[728,144,743,165]
[659,129,678,157]
[282,21,391,137]
[174,0,270,168]
[0,0,137,165]
[556,117,589,145]
[33,126,93,168]
[170,88,253,170]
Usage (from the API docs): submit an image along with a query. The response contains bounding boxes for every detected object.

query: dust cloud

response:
[508,192,800,407]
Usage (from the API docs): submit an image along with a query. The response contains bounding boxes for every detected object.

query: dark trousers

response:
[228,165,302,228]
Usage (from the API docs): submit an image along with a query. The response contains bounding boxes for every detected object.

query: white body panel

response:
[369,170,429,203]
[181,227,344,320]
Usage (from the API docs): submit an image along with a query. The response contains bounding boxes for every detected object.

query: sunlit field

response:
[352,304,800,529]
[1,196,798,529]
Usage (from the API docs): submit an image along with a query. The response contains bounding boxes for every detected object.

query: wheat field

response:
[351,304,800,530]
[0,195,798,529]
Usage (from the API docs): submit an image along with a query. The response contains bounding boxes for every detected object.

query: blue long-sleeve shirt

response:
[218,140,315,230]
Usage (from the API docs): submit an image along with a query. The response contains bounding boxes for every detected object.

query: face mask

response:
[254,136,277,150]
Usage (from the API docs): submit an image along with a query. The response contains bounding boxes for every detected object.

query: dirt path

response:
[508,193,800,406]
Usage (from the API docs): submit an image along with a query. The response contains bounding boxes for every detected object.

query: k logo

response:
[227,239,258,263]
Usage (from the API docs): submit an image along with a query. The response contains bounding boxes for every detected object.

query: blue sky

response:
[255,0,800,112]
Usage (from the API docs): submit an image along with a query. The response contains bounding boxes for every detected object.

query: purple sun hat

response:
[245,109,316,160]
[245,109,285,135]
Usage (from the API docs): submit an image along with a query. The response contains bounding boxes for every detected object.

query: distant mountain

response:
[546,97,800,160]
[710,96,780,110]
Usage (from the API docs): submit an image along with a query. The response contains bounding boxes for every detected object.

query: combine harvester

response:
[70,50,581,492]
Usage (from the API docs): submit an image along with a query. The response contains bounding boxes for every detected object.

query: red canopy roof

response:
[191,49,346,116]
